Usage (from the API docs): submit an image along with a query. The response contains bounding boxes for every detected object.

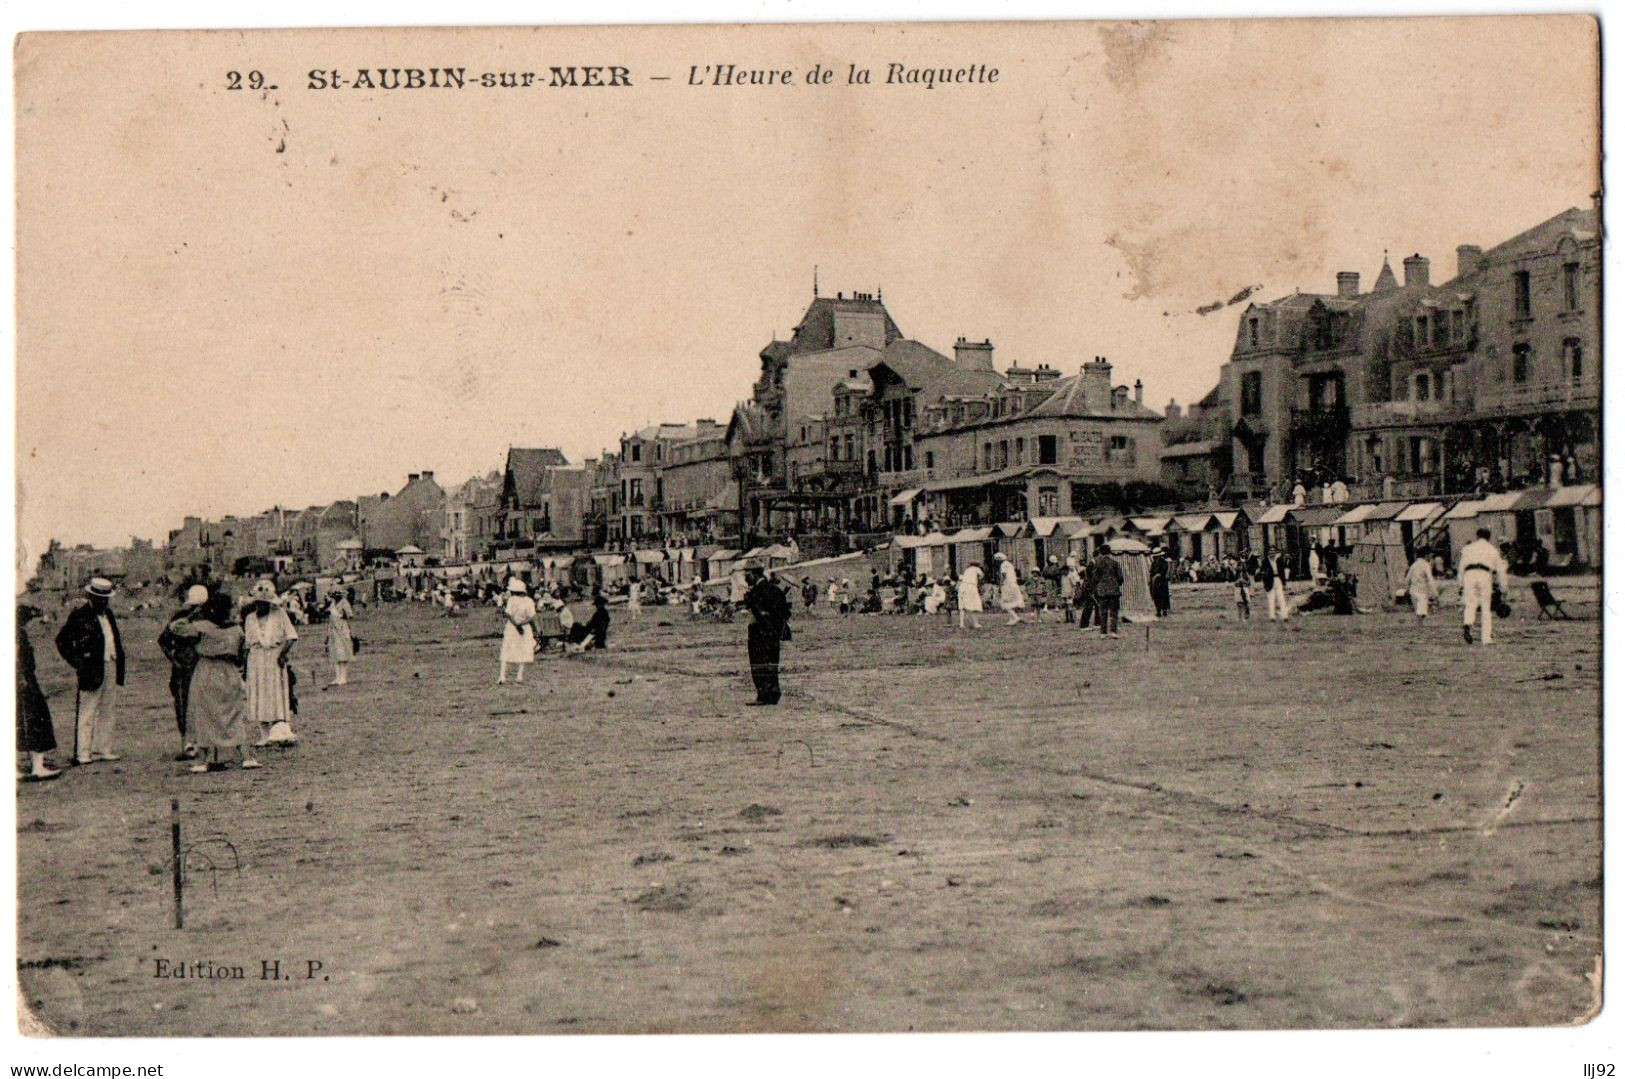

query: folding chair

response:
[1531,580,1574,620]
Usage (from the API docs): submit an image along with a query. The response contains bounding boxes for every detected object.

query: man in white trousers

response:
[1456,526,1510,645]
[1261,550,1291,621]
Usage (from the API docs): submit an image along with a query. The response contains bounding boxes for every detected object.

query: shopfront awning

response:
[888,488,923,507]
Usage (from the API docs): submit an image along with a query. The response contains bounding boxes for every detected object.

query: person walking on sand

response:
[166,591,259,773]
[17,604,62,782]
[626,577,642,621]
[1406,548,1439,620]
[244,579,299,747]
[498,577,538,683]
[1457,527,1509,645]
[1149,547,1172,618]
[957,562,985,629]
[995,553,1027,626]
[54,577,125,766]
[1233,562,1253,621]
[324,589,355,687]
[744,568,792,706]
[158,584,209,761]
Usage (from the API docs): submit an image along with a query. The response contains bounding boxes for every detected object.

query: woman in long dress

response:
[325,590,355,686]
[626,578,642,621]
[995,552,1027,625]
[498,578,538,684]
[167,592,258,773]
[17,604,61,781]
[244,580,298,747]
[957,564,984,629]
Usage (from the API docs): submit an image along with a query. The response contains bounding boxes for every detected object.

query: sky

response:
[14,16,1600,566]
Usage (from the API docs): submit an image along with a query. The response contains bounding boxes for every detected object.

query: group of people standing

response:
[16,576,361,780]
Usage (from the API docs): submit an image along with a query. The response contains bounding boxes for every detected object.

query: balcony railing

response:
[1351,398,1472,427]
[1473,379,1599,415]
[876,468,927,488]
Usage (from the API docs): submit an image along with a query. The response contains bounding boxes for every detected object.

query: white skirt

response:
[500,623,535,664]
[957,584,984,612]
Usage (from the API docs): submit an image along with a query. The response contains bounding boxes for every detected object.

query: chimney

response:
[1081,356,1114,409]
[1336,271,1360,298]
[421,470,434,480]
[1165,399,1183,419]
[407,473,420,483]
[1134,379,1144,405]
[1402,253,1430,287]
[953,337,996,372]
[1456,244,1484,278]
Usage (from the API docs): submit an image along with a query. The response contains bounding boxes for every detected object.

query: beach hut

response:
[1512,484,1599,570]
[706,548,740,581]
[1210,509,1251,558]
[1253,503,1293,557]
[946,526,995,577]
[1064,519,1096,562]
[1469,491,1523,547]
[1393,502,1445,554]
[592,552,632,589]
[1027,516,1083,568]
[1165,513,1216,562]
[1576,485,1602,568]
[1347,529,1412,608]
[991,522,1034,569]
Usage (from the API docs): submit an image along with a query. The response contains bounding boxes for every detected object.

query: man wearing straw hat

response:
[54,577,126,765]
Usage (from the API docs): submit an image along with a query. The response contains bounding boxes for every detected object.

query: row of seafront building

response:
[29,205,1602,593]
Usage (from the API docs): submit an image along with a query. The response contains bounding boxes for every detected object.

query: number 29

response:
[226,70,268,90]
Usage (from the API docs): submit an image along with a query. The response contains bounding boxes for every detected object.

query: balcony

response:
[876,468,927,489]
[1473,379,1599,416]
[1289,406,1350,439]
[1351,398,1472,428]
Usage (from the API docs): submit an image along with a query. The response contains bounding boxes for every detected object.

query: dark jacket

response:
[1088,554,1124,598]
[746,578,792,637]
[55,603,125,691]
[158,607,201,672]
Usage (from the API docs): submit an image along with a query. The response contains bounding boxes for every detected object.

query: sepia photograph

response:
[5,6,1612,1068]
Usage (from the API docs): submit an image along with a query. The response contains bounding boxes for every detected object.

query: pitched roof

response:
[1026,372,1164,421]
[870,339,1005,404]
[505,448,570,508]
[787,296,904,355]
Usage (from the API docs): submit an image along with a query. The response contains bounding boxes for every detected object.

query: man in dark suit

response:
[1088,547,1125,638]
[744,568,791,706]
[54,577,126,765]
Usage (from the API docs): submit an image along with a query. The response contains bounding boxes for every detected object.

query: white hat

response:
[507,577,528,594]
[994,552,1007,561]
[185,585,209,605]
[85,577,114,597]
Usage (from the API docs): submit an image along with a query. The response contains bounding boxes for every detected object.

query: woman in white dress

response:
[244,579,299,747]
[957,564,984,629]
[498,577,538,684]
[626,578,642,621]
[995,552,1027,625]
[325,590,355,686]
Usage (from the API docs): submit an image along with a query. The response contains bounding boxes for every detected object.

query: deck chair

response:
[1531,580,1574,620]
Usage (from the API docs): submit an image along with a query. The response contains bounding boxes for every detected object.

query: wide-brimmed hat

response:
[994,552,1007,562]
[85,577,114,598]
[185,584,209,606]
[506,577,528,594]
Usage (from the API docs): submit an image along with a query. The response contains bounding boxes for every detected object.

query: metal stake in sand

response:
[170,798,184,929]
[1144,623,1151,651]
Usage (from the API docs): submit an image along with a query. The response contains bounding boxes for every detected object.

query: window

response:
[924,451,935,471]
[1564,338,1583,382]
[1512,343,1531,384]
[1451,309,1464,343]
[1038,435,1058,465]
[630,443,641,463]
[1240,371,1263,417]
[1513,270,1532,320]
[996,441,1009,469]
[1248,318,1260,348]
[982,443,993,471]
[903,446,914,469]
[829,438,839,461]
[1037,487,1059,516]
[844,433,855,461]
[1015,438,1025,463]
[1563,262,1581,311]
[1432,314,1447,349]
